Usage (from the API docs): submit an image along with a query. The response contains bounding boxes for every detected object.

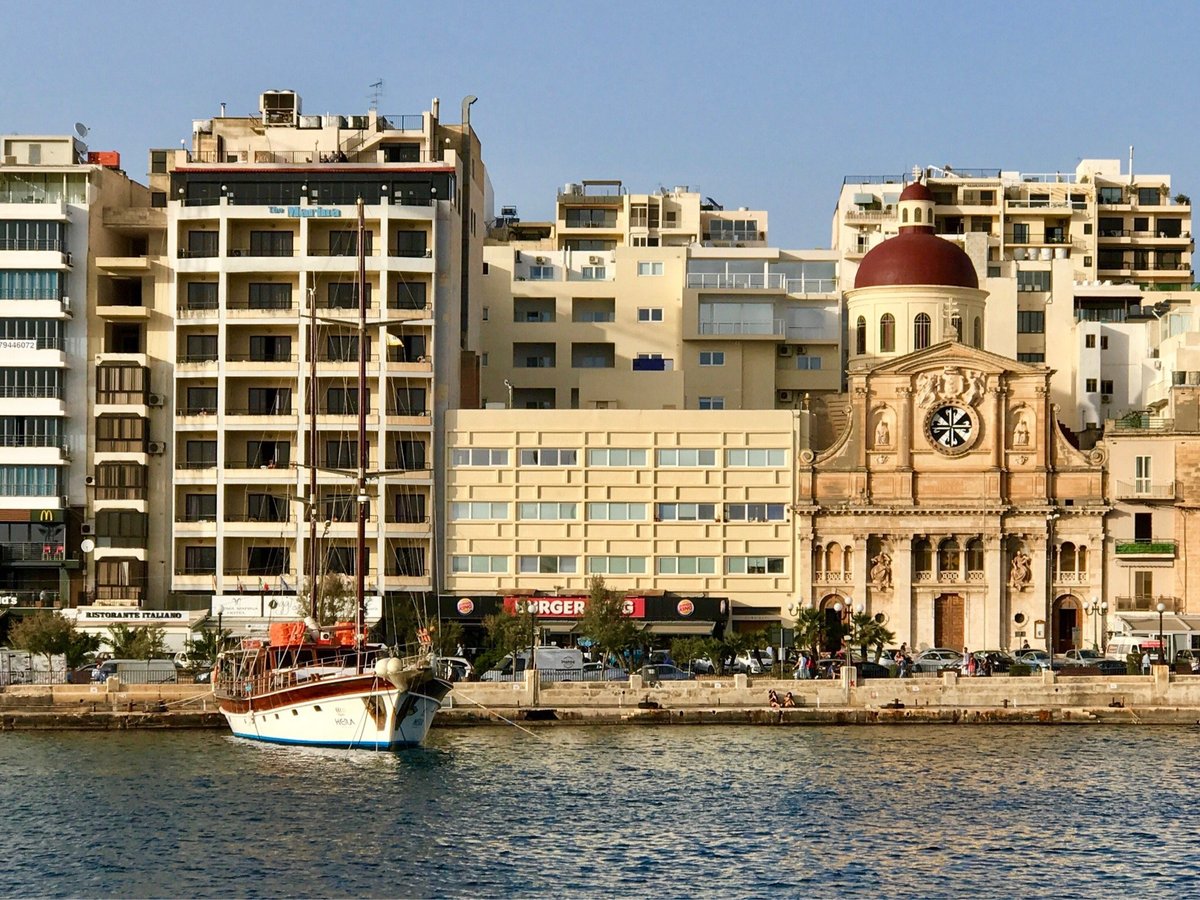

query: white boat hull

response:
[218,672,450,750]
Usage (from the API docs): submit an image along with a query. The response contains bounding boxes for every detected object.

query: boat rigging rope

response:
[450,691,547,741]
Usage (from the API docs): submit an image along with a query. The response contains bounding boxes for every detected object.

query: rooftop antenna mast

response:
[369,79,384,111]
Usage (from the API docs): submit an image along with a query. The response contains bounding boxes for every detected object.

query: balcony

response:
[843,208,895,224]
[697,319,785,337]
[1115,539,1176,558]
[95,256,151,276]
[1,541,67,564]
[1113,480,1176,501]
[1115,594,1183,613]
[686,273,837,293]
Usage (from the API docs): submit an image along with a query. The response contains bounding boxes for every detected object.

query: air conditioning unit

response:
[84,475,95,486]
[1101,394,1111,404]
[147,393,164,407]
[61,295,71,311]
[146,441,166,454]
[535,256,548,265]
[778,390,794,402]
[777,345,794,357]
[589,255,602,264]
[80,523,95,536]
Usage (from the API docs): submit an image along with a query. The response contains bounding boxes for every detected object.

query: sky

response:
[5,0,1198,248]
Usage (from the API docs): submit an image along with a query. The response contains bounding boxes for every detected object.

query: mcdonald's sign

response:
[31,509,63,523]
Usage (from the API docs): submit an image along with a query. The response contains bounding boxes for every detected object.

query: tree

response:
[183,627,232,668]
[295,573,356,627]
[105,624,167,660]
[432,620,464,657]
[478,603,535,674]
[851,612,896,662]
[576,576,642,670]
[669,636,713,673]
[8,612,97,671]
[791,605,827,662]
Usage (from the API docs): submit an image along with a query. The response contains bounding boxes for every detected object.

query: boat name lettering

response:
[333,717,355,727]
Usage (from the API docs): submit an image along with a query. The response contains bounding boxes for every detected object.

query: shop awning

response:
[640,621,717,635]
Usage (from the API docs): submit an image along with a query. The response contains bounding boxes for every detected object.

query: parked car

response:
[911,648,963,674]
[583,661,627,680]
[1064,649,1106,666]
[435,655,474,682]
[630,664,694,682]
[689,656,716,675]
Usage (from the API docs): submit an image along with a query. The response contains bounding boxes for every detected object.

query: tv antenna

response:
[369,79,384,111]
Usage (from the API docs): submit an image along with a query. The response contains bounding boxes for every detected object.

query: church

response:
[795,182,1106,652]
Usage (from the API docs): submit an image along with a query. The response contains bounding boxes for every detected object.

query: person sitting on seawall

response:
[768,689,781,709]
[782,692,797,708]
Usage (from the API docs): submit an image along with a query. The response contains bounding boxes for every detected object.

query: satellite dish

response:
[74,122,89,139]
[80,538,95,554]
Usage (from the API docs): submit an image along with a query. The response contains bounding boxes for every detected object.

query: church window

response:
[913,539,932,576]
[914,208,923,223]
[879,313,895,352]
[901,208,909,224]
[973,317,983,348]
[938,538,961,579]
[855,316,866,355]
[951,315,963,342]
[914,313,931,350]
[966,538,985,574]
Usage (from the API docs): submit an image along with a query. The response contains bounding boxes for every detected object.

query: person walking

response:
[1141,650,1151,675]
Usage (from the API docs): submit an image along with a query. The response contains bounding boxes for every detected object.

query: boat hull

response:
[218,672,451,749]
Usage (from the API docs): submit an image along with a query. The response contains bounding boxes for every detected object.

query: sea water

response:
[2,724,1197,897]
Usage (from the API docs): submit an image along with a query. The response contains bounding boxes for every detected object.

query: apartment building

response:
[0,134,152,610]
[144,90,487,615]
[481,182,840,412]
[833,160,1194,430]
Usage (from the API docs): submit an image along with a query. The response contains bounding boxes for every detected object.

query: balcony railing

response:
[1114,539,1177,556]
[1113,481,1176,500]
[224,407,295,417]
[0,434,65,448]
[3,542,67,562]
[0,239,66,252]
[225,354,299,364]
[687,272,837,293]
[0,386,63,399]
[698,319,786,336]
[1115,595,1183,613]
[228,248,295,258]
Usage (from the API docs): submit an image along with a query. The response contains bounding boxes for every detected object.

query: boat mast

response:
[355,198,368,673]
[308,280,320,623]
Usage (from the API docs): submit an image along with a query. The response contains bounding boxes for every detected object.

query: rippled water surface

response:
[2,724,1198,897]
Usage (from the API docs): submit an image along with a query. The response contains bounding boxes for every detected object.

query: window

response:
[392,493,426,523]
[185,387,217,415]
[95,416,146,452]
[725,503,786,522]
[248,335,292,362]
[451,448,508,467]
[573,298,615,322]
[391,230,424,258]
[972,317,982,348]
[517,502,576,520]
[1085,334,1096,348]
[698,396,725,410]
[246,493,287,522]
[855,316,866,355]
[655,503,716,522]
[450,555,508,574]
[325,387,363,415]
[1017,311,1045,333]
[580,266,606,280]
[1101,380,1114,394]
[450,501,509,520]
[326,282,371,309]
[1017,353,1045,363]
[246,546,289,576]
[519,448,577,466]
[1099,186,1124,204]
[392,280,427,310]
[938,539,961,576]
[183,494,216,522]
[1138,187,1161,205]
[517,556,577,574]
[951,314,963,342]
[1011,222,1029,243]
[248,283,291,310]
[183,546,216,575]
[1017,270,1051,292]
[1134,455,1151,494]
[586,502,647,521]
[587,448,647,467]
[247,387,290,415]
[0,465,58,496]
[186,231,218,258]
[1101,336,1109,350]
[727,448,787,467]
[656,556,716,575]
[1134,570,1153,599]
[528,265,554,280]
[1134,512,1152,543]
[186,282,218,310]
[587,556,647,575]
[727,556,785,574]
[657,449,716,467]
[795,355,822,370]
[879,314,895,352]
[637,261,664,276]
[247,231,293,257]
[185,440,217,469]
[248,440,290,467]
[1085,378,1097,392]
[966,538,984,573]
[329,229,374,256]
[184,334,217,362]
[637,307,664,323]
[96,365,145,404]
[913,313,931,349]
[699,351,725,366]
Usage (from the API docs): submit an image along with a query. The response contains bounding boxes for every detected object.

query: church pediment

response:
[865,340,1049,379]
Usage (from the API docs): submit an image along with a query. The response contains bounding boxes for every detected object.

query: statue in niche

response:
[870,551,893,590]
[1009,549,1032,590]
[1013,415,1030,447]
[874,416,891,448]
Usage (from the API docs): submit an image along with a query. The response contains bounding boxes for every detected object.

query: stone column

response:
[984,533,1005,649]
[990,385,1007,470]
[891,536,914,648]
[795,521,814,614]
[851,534,870,611]
[897,388,913,469]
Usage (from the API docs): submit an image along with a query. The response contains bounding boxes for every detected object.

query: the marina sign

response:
[268,206,342,218]
[503,596,646,619]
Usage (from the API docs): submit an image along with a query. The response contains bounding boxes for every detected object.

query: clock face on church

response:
[927,403,978,455]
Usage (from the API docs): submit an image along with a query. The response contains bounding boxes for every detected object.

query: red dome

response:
[898,182,934,202]
[854,231,979,290]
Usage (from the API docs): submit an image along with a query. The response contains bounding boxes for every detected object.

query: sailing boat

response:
[213,199,451,749]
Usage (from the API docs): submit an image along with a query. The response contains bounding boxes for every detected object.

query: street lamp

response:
[1156,601,1167,665]
[1087,597,1108,651]
[833,600,847,665]
[1045,511,1060,666]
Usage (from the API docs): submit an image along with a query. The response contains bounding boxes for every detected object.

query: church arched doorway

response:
[819,594,848,654]
[934,593,965,649]
[1053,594,1082,654]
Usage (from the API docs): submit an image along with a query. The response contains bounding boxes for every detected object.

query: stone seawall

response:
[2,668,1199,730]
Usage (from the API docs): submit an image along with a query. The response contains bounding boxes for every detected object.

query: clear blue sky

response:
[5,0,1196,248]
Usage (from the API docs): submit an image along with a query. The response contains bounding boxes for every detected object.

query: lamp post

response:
[1045,511,1060,666]
[833,600,847,667]
[1156,601,1167,665]
[1086,597,1108,651]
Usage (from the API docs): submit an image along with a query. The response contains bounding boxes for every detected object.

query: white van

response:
[481,647,584,681]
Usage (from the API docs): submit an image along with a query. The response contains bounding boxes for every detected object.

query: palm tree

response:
[791,605,826,663]
[851,611,896,662]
